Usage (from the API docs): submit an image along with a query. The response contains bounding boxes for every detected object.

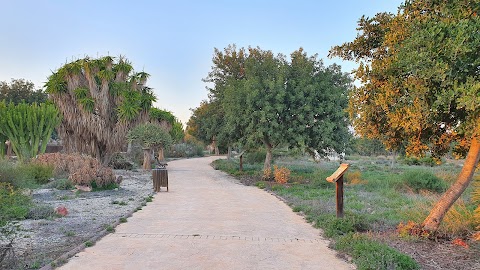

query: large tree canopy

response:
[330,0,480,231]
[45,56,155,164]
[198,45,352,169]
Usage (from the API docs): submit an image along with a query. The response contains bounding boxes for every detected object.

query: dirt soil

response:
[1,169,154,270]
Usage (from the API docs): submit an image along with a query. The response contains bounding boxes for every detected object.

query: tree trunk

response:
[143,148,152,170]
[240,154,244,172]
[158,147,165,161]
[227,146,232,160]
[422,135,480,231]
[263,139,273,172]
[212,136,219,155]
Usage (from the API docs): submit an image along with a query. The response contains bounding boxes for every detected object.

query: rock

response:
[75,185,92,192]
[55,206,68,216]
[115,175,123,185]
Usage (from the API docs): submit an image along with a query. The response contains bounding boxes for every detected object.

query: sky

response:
[0,0,403,125]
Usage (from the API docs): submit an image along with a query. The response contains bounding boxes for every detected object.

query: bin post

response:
[326,163,349,218]
[152,167,168,192]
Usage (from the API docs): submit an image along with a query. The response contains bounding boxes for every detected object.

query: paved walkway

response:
[58,157,354,270]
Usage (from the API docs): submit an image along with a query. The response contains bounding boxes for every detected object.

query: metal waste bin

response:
[152,168,168,192]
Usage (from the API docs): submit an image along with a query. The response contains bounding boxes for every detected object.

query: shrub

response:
[317,214,369,238]
[401,156,439,167]
[26,204,55,220]
[108,153,134,170]
[166,143,204,158]
[440,200,477,238]
[244,150,266,164]
[400,169,447,193]
[34,153,116,188]
[345,170,364,185]
[336,233,419,270]
[273,165,290,184]
[21,163,54,184]
[45,178,74,190]
[0,183,31,225]
[0,159,35,189]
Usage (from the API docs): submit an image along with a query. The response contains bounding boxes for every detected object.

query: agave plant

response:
[45,56,156,164]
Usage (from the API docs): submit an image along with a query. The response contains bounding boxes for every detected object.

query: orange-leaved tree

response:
[330,0,480,232]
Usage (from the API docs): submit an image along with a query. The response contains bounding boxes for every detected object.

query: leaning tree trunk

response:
[422,135,480,232]
[143,148,152,170]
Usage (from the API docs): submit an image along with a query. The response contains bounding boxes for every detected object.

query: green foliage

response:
[149,108,175,125]
[350,137,388,156]
[25,163,53,184]
[127,123,172,149]
[0,183,31,226]
[401,169,447,193]
[44,178,74,190]
[166,142,204,158]
[0,79,47,105]
[26,204,55,220]
[196,45,352,168]
[91,181,118,191]
[336,233,419,270]
[316,214,369,238]
[244,150,267,164]
[400,156,438,167]
[0,101,61,161]
[0,159,36,189]
[169,120,185,143]
[330,0,480,158]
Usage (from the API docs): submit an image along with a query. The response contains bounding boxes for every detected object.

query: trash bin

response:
[152,168,168,192]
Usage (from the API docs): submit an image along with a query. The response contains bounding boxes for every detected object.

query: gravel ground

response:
[3,169,154,270]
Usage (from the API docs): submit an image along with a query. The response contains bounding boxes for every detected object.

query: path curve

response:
[58,157,354,270]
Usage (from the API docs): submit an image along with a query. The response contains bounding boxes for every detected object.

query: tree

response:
[45,56,155,164]
[330,0,480,232]
[149,108,183,160]
[202,45,352,170]
[187,100,225,155]
[127,123,172,170]
[0,79,47,105]
[0,101,61,161]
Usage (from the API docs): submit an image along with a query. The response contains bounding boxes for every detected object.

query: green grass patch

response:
[336,233,419,270]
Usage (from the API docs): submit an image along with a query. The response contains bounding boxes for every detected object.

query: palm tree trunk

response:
[422,134,480,231]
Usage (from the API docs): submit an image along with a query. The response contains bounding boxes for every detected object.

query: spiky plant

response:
[45,56,156,164]
[0,101,61,161]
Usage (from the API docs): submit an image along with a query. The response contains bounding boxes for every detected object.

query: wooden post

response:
[336,175,344,218]
[326,163,349,218]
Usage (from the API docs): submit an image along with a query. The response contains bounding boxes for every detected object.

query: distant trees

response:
[45,56,156,164]
[190,45,352,170]
[0,79,47,105]
[330,0,480,232]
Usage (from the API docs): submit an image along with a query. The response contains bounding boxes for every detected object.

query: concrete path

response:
[58,157,354,270]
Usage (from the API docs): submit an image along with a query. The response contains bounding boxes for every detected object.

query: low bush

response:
[26,204,55,220]
[166,143,204,158]
[108,153,134,170]
[0,183,31,225]
[44,178,74,190]
[401,156,439,167]
[316,214,369,238]
[21,163,54,184]
[336,233,419,270]
[244,150,266,164]
[0,159,35,189]
[34,153,116,188]
[400,169,447,193]
[273,165,290,184]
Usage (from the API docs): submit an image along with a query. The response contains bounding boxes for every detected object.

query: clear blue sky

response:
[0,0,402,124]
